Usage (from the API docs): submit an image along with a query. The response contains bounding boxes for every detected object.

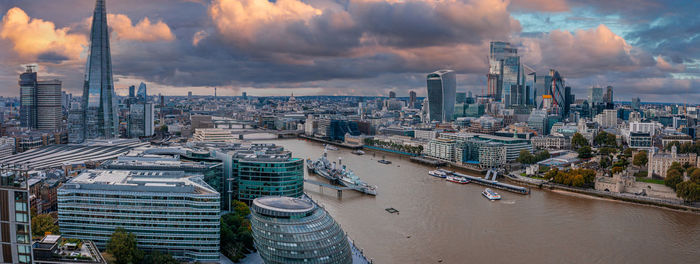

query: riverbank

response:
[504,173,700,213]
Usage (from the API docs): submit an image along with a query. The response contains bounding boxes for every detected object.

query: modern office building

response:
[58,169,220,263]
[0,169,33,264]
[80,0,119,141]
[425,138,456,161]
[250,196,352,264]
[36,80,62,131]
[136,82,147,102]
[488,41,535,107]
[388,91,396,98]
[441,132,532,162]
[409,90,417,108]
[631,97,641,110]
[589,87,604,105]
[628,132,652,149]
[19,66,37,129]
[527,109,549,135]
[604,86,614,104]
[128,103,154,138]
[426,69,456,122]
[235,152,304,203]
[193,128,235,142]
[18,66,62,131]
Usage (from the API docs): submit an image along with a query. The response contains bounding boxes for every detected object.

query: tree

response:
[665,170,684,190]
[106,228,143,264]
[623,148,633,157]
[633,151,648,167]
[571,133,588,150]
[534,150,551,162]
[517,150,534,164]
[577,146,593,159]
[675,181,700,202]
[600,156,612,169]
[233,200,250,216]
[32,214,59,237]
[221,200,255,262]
[594,131,608,146]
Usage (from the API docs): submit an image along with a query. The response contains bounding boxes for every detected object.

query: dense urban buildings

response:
[0,169,33,263]
[250,196,352,264]
[79,0,119,141]
[58,169,220,262]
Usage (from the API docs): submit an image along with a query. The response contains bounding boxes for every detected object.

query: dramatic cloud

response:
[522,24,655,77]
[192,30,208,46]
[510,0,570,12]
[0,7,87,61]
[106,14,175,42]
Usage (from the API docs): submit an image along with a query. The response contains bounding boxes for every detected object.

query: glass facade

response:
[237,158,304,203]
[58,170,220,263]
[426,70,456,122]
[81,0,118,141]
[250,197,352,264]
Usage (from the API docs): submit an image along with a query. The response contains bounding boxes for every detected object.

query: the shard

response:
[80,0,118,140]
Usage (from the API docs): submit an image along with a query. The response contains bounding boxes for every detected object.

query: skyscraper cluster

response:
[487,41,535,107]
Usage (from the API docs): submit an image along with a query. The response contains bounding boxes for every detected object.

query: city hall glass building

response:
[250,196,352,264]
[57,170,220,263]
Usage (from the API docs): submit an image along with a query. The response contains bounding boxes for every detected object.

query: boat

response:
[308,152,377,195]
[482,188,501,200]
[351,150,365,155]
[377,155,391,164]
[324,144,339,151]
[446,175,470,184]
[428,170,447,178]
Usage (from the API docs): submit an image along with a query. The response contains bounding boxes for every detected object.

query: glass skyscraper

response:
[488,42,535,107]
[250,196,352,264]
[426,69,456,123]
[80,0,118,141]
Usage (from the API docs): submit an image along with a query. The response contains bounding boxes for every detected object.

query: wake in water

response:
[500,200,516,205]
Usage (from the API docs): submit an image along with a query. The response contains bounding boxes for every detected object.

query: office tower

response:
[188,91,192,99]
[564,86,572,116]
[235,152,304,203]
[487,41,534,106]
[128,103,154,137]
[81,0,119,141]
[389,91,396,98]
[128,85,135,98]
[242,91,247,99]
[456,92,466,104]
[528,109,549,135]
[589,87,603,105]
[534,70,565,114]
[36,80,62,131]
[18,66,62,131]
[61,91,71,110]
[67,104,84,143]
[632,97,641,110]
[409,90,417,108]
[136,82,147,102]
[426,69,456,122]
[604,86,613,104]
[0,169,33,263]
[19,66,37,129]
[58,170,220,262]
[250,196,352,264]
[160,94,165,108]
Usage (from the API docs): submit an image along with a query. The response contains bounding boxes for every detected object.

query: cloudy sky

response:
[0,0,698,103]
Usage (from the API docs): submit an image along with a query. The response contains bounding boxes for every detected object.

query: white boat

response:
[324,144,339,151]
[446,175,469,184]
[482,188,501,200]
[428,170,447,178]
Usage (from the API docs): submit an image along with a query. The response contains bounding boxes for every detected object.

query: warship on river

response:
[307,151,377,196]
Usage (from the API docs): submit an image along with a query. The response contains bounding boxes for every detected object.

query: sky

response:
[0,0,698,103]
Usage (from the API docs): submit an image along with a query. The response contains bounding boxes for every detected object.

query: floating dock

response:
[410,156,447,166]
[439,169,530,195]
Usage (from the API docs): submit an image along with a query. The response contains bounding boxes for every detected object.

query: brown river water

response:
[259,138,700,264]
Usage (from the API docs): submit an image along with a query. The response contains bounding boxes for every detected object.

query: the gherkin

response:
[80,0,118,140]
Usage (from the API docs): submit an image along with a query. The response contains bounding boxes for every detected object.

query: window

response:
[15,213,28,223]
[15,202,27,212]
[17,245,30,254]
[18,254,31,263]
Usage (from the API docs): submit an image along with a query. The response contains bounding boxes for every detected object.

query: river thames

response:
[259,138,700,263]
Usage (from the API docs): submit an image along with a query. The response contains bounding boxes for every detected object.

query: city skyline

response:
[0,0,699,103]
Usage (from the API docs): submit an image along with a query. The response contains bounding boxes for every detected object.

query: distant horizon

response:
[0,0,698,103]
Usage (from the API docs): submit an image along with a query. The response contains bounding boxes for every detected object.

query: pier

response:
[440,169,530,195]
[410,156,447,166]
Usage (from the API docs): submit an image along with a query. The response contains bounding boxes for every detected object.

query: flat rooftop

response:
[63,169,217,195]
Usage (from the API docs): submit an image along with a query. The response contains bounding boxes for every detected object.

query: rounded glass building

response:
[250,196,352,264]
